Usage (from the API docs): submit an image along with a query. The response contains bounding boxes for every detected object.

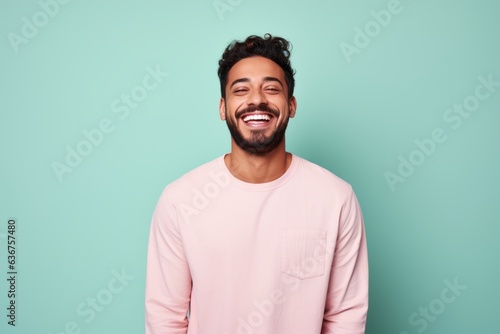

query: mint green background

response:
[1,0,499,333]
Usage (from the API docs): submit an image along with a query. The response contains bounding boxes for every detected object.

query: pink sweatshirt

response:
[145,155,368,334]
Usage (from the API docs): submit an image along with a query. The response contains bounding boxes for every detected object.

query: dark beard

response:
[225,104,289,156]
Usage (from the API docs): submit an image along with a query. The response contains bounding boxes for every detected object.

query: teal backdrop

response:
[1,0,499,333]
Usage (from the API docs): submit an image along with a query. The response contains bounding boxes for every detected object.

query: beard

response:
[225,103,290,156]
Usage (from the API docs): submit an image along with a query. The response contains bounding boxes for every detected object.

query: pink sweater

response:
[145,155,368,334]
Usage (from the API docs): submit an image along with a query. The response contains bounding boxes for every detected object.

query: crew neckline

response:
[216,154,300,192]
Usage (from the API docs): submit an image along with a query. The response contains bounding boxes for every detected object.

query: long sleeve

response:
[322,189,369,334]
[145,189,192,334]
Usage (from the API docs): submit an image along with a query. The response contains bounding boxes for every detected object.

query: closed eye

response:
[233,88,249,94]
[265,87,281,93]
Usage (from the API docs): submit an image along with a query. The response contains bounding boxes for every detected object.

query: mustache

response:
[235,104,280,119]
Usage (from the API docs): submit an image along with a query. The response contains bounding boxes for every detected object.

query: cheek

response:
[277,104,290,119]
[228,101,246,116]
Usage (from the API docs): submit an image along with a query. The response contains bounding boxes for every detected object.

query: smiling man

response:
[145,34,368,334]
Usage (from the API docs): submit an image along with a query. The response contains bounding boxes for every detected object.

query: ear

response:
[219,98,226,120]
[288,96,297,118]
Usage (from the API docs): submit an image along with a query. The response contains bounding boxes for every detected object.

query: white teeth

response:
[243,114,271,122]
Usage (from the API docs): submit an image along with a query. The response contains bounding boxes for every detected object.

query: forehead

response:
[227,56,285,84]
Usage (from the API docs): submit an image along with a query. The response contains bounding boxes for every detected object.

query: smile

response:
[243,114,272,122]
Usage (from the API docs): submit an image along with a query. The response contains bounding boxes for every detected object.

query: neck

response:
[224,139,292,183]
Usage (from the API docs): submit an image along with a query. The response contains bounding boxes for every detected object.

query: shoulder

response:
[159,156,228,204]
[293,155,354,198]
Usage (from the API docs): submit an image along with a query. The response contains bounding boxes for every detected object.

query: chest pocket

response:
[281,229,327,279]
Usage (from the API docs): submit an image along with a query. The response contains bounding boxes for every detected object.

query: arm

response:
[145,190,192,334]
[322,189,369,334]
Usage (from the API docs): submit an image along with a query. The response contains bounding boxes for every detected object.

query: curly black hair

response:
[217,33,295,99]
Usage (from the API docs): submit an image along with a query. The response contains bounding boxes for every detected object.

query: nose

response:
[247,88,268,107]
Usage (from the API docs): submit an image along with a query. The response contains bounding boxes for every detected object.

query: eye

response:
[233,87,248,94]
[265,87,281,93]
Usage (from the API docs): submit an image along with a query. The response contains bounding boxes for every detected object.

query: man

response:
[145,34,368,334]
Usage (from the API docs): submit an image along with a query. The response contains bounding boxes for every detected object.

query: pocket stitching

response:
[281,229,327,280]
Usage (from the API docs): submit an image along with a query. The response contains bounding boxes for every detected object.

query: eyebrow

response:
[229,76,284,89]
